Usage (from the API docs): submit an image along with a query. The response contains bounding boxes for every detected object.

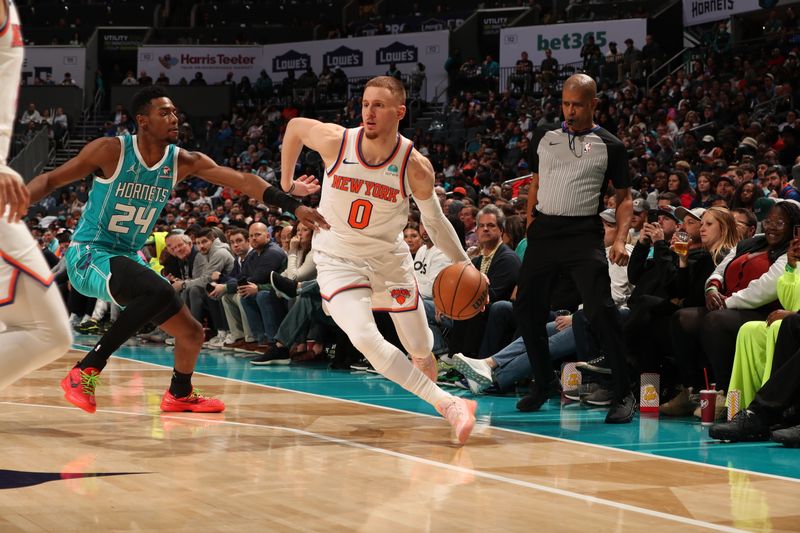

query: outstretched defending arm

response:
[407,151,469,264]
[179,149,329,231]
[27,137,120,204]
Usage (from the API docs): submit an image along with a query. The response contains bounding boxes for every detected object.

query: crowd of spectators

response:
[23,7,800,430]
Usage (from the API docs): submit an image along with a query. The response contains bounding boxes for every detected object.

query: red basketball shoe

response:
[61,365,101,414]
[160,388,225,413]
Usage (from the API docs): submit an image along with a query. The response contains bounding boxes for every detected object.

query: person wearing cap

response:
[627,197,648,245]
[700,136,723,166]
[451,186,467,199]
[515,73,636,423]
[737,137,759,161]
[669,202,800,419]
[660,207,741,416]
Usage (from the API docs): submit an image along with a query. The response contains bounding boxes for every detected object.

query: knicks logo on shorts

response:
[389,288,411,305]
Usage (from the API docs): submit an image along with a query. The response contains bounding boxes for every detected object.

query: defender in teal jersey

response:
[28,86,328,415]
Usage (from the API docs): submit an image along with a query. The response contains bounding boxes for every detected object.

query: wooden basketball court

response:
[0,349,798,531]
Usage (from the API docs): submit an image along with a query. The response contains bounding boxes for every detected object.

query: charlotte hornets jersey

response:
[72,135,178,254]
[312,127,414,257]
[0,0,22,165]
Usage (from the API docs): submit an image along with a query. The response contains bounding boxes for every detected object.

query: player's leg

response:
[66,255,221,413]
[325,289,476,443]
[389,300,437,382]
[0,221,72,390]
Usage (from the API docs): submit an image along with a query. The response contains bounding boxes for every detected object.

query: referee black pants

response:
[514,214,630,401]
[751,313,800,424]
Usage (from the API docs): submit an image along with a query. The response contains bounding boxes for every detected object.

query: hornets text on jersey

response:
[71,135,178,254]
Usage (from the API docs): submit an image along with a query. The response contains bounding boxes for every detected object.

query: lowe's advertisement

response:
[138,31,448,101]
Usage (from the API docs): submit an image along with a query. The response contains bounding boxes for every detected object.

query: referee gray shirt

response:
[529,122,629,216]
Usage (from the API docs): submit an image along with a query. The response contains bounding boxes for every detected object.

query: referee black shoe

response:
[575,355,611,375]
[605,392,636,424]
[516,380,550,412]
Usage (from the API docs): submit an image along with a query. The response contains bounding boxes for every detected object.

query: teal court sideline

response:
[73,337,800,481]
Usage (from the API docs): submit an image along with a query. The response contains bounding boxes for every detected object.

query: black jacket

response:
[472,243,521,302]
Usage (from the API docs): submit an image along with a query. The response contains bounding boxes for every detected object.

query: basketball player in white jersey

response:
[0,0,73,391]
[280,76,479,444]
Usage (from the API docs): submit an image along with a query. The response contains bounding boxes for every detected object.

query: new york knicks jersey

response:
[313,127,414,257]
[0,0,22,164]
[72,135,178,254]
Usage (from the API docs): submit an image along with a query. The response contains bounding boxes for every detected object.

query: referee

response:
[514,74,635,423]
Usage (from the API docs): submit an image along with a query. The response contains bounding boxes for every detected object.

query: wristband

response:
[262,185,302,215]
[704,286,718,293]
[286,181,296,195]
[787,264,796,273]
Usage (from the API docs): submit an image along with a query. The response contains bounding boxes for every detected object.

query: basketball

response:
[433,263,488,320]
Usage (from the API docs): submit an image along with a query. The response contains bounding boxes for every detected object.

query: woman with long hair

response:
[730,180,763,211]
[691,172,714,208]
[502,215,526,253]
[403,222,423,256]
[665,201,800,418]
[667,170,695,208]
[700,207,741,264]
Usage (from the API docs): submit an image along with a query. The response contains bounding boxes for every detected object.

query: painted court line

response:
[0,399,748,533]
[71,347,800,485]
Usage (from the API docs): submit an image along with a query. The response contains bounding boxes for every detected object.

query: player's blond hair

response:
[365,76,406,104]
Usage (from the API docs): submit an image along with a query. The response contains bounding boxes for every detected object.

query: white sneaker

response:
[452,353,493,393]
[165,337,175,346]
[207,332,228,349]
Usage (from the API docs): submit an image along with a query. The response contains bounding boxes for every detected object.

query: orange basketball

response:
[433,263,489,320]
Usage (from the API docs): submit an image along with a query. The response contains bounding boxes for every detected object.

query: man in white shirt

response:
[19,102,41,125]
[414,220,453,356]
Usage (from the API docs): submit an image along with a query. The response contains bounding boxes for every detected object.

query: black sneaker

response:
[350,357,374,372]
[516,380,550,412]
[270,271,298,299]
[575,355,611,375]
[771,425,800,447]
[709,410,770,442]
[250,345,291,365]
[583,385,614,406]
[75,319,102,334]
[563,388,581,401]
[605,392,636,424]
